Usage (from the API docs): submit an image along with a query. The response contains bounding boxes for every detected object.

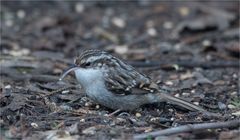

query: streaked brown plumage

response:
[60,50,206,112]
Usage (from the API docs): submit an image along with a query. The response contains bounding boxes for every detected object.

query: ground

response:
[0,1,239,140]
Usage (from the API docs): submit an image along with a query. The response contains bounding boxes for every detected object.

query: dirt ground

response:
[0,1,239,140]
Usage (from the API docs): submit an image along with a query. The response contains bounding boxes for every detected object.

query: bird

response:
[59,49,206,112]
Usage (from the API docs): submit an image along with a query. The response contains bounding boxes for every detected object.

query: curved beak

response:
[59,64,80,81]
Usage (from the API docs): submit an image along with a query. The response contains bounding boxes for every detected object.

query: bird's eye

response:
[85,62,90,66]
[82,62,91,67]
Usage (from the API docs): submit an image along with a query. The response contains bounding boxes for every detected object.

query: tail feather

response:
[160,93,206,112]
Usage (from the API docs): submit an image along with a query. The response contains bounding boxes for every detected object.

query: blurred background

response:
[1,1,239,60]
[1,1,239,140]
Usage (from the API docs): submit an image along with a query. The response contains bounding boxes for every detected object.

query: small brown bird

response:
[60,50,206,112]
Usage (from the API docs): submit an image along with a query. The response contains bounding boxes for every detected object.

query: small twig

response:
[133,119,240,140]
[44,85,76,96]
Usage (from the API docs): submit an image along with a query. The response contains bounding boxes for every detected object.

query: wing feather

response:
[104,62,158,95]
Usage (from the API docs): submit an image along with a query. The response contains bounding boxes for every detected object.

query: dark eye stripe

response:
[81,62,91,68]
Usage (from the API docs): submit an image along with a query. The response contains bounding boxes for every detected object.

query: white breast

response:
[74,68,105,88]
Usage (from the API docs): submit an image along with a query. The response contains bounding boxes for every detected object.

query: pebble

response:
[80,119,85,122]
[228,104,236,109]
[232,111,240,116]
[109,129,117,134]
[218,102,226,110]
[202,40,212,47]
[147,27,157,37]
[182,92,190,96]
[180,72,193,80]
[144,127,153,133]
[75,3,85,13]
[115,118,126,124]
[114,45,128,54]
[179,6,190,16]
[82,126,96,135]
[146,20,155,27]
[193,102,199,105]
[165,81,173,86]
[135,112,141,118]
[53,68,62,74]
[232,73,238,79]
[61,90,70,94]
[5,20,13,27]
[230,91,237,96]
[214,80,225,85]
[85,102,91,107]
[169,74,178,80]
[174,93,180,97]
[17,10,26,19]
[9,48,30,56]
[174,43,182,50]
[31,122,38,128]
[5,85,11,89]
[163,21,173,29]
[150,117,159,122]
[191,89,196,94]
[95,105,100,109]
[60,105,72,111]
[112,17,126,28]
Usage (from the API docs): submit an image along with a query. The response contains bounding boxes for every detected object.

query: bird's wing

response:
[104,65,158,95]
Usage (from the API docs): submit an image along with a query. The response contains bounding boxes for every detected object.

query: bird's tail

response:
[159,93,206,112]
